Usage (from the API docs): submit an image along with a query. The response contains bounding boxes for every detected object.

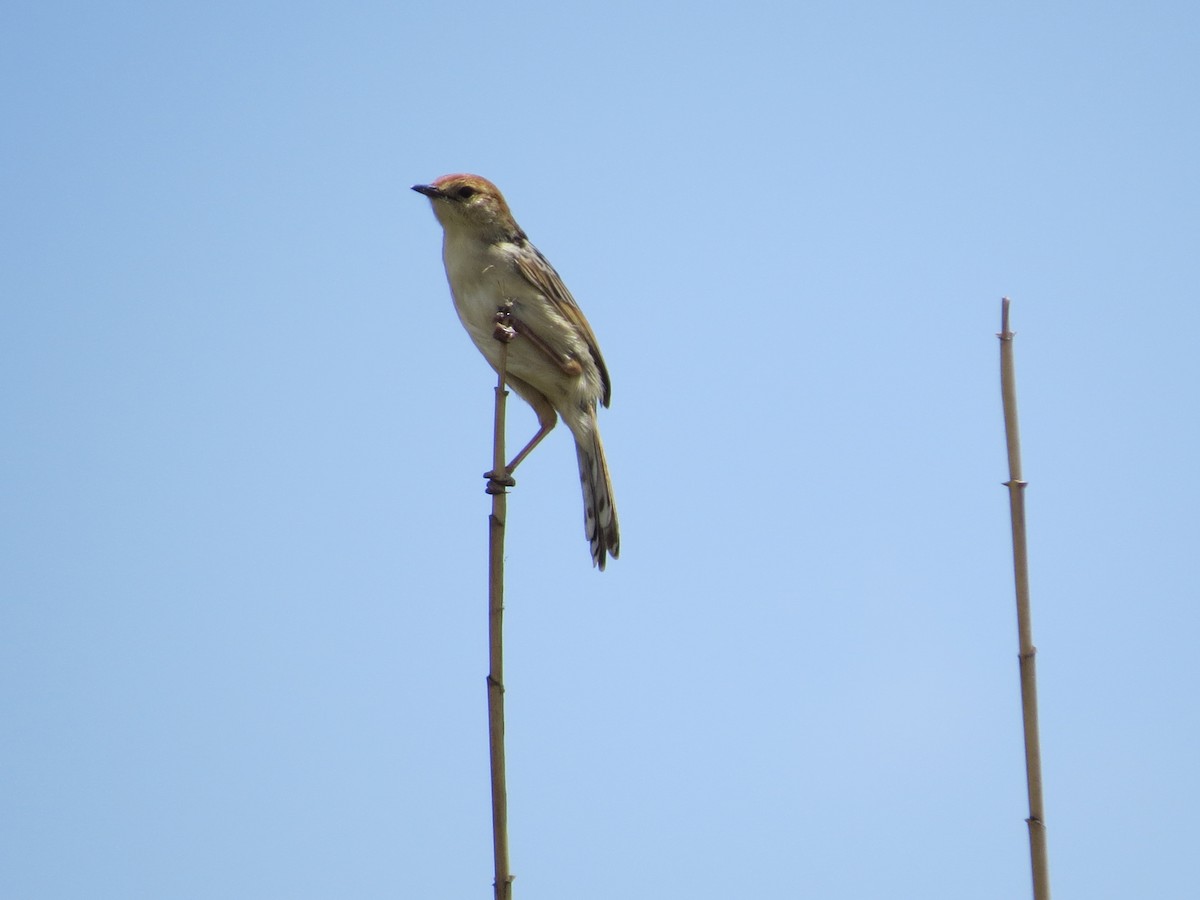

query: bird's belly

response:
[451,283,577,404]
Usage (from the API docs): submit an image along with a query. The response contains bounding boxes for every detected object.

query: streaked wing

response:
[513,243,612,407]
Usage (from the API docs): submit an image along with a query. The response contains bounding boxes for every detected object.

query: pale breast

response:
[442,237,603,416]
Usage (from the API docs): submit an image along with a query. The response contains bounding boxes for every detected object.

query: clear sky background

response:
[3,2,1198,898]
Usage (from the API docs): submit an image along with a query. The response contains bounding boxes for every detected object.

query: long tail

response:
[576,427,619,570]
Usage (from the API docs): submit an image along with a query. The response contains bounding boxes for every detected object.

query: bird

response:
[413,174,619,570]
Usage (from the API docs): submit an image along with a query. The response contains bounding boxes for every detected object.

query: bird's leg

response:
[484,383,557,485]
[484,303,560,486]
[494,301,581,377]
[504,398,557,475]
[508,317,583,377]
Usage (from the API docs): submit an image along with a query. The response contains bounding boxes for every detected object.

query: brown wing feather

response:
[513,245,612,408]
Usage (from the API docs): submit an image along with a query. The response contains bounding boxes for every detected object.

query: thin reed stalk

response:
[998,298,1052,900]
[486,306,516,900]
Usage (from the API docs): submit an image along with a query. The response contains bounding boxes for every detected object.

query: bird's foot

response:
[492,304,517,343]
[484,470,516,494]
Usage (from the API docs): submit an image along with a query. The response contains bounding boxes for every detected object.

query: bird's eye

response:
[456,186,477,200]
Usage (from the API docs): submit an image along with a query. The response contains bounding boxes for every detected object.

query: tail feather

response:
[576,429,619,570]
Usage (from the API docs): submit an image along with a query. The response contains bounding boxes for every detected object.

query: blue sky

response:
[3,2,1198,898]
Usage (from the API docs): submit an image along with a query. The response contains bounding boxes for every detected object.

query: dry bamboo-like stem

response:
[998,298,1052,900]
[486,304,516,900]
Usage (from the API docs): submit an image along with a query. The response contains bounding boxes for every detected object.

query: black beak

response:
[412,184,441,198]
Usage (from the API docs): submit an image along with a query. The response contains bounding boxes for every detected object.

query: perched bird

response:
[413,174,619,570]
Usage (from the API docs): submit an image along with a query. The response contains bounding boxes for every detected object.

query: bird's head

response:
[412,174,520,241]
